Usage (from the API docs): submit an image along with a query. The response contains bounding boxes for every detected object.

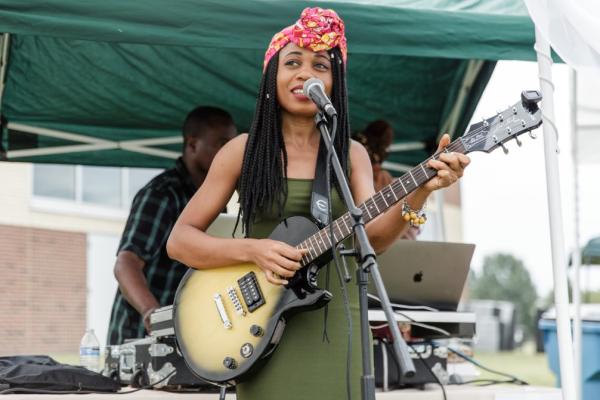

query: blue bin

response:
[539,319,600,400]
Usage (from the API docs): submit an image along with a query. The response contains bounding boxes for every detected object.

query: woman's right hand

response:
[248,239,308,285]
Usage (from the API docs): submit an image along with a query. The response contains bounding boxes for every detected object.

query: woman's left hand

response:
[423,133,470,193]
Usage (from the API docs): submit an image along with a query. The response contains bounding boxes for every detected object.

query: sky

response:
[460,60,600,296]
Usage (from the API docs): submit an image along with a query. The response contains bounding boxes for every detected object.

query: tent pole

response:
[5,122,181,160]
[570,68,582,400]
[388,141,425,152]
[0,33,9,113]
[535,29,576,400]
[381,161,411,173]
[439,60,484,139]
[434,190,446,241]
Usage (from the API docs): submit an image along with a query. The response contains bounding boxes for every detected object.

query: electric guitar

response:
[173,90,544,385]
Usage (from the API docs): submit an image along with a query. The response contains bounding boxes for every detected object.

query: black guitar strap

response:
[311,136,334,343]
[310,136,331,228]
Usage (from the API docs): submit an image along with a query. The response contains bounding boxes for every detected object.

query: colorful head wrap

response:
[263,7,347,71]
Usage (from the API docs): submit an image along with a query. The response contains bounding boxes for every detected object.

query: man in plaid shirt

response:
[107,106,236,345]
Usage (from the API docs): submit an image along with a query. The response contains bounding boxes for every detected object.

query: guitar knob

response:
[250,325,264,337]
[223,357,237,370]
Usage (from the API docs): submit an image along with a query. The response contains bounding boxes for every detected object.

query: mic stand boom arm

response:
[315,112,416,400]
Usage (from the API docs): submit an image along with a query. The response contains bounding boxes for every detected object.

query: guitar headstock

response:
[461,90,543,154]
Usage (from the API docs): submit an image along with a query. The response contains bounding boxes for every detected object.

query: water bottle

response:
[79,329,101,373]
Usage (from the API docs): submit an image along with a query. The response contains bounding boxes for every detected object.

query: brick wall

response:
[0,224,86,355]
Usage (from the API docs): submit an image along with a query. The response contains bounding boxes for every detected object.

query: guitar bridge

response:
[237,272,265,313]
[213,293,232,329]
[227,286,246,316]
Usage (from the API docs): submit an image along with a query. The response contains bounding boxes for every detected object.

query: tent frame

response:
[6,123,181,160]
[439,60,486,140]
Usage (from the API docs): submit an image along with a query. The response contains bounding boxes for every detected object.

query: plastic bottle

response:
[79,329,101,373]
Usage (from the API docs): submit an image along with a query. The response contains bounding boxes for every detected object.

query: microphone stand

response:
[315,112,415,400]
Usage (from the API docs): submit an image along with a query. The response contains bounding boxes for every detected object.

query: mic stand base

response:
[358,266,376,400]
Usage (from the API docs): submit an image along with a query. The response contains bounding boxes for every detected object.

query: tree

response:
[469,253,538,340]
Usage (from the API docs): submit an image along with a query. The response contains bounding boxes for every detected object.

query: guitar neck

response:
[297,138,467,266]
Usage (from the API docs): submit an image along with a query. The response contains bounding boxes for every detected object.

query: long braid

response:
[329,47,350,191]
[236,53,286,236]
[236,48,350,236]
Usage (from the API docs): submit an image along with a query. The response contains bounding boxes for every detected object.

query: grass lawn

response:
[471,351,556,387]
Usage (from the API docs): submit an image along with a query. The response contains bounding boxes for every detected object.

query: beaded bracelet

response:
[401,200,427,227]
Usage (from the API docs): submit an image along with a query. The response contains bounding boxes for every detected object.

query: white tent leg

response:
[570,68,582,400]
[535,29,576,400]
[434,190,446,241]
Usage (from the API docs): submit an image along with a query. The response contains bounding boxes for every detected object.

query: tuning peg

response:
[500,143,509,154]
[515,136,522,147]
[529,130,537,139]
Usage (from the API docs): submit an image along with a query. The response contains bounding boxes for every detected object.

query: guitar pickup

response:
[237,272,265,313]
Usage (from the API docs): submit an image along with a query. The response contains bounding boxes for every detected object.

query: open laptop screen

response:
[368,241,475,311]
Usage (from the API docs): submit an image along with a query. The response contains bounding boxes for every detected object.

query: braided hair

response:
[236,47,350,236]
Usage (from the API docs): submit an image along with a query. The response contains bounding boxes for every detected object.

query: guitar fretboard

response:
[297,138,466,266]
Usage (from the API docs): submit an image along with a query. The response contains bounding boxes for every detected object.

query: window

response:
[82,166,122,208]
[32,164,163,216]
[33,164,76,200]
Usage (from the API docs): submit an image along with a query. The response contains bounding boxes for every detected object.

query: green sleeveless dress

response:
[236,179,363,400]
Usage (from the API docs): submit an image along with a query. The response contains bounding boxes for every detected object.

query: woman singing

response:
[167,7,469,400]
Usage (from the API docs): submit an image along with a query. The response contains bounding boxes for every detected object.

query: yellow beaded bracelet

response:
[401,200,427,227]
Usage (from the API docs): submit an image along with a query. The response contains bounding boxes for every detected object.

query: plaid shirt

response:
[107,158,197,345]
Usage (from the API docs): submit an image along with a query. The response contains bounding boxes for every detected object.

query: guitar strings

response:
[297,139,466,265]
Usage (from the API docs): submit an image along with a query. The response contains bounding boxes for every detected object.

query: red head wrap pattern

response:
[263,7,347,71]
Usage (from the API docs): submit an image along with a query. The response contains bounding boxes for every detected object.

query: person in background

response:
[354,120,420,240]
[107,106,237,345]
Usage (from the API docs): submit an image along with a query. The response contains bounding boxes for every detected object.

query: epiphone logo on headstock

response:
[463,130,488,150]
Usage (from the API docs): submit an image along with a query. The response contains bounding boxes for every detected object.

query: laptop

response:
[206,213,243,238]
[367,240,475,311]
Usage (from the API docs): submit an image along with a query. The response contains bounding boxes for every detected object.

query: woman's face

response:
[276,43,333,118]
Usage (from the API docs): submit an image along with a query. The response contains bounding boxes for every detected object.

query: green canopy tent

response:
[0,0,538,171]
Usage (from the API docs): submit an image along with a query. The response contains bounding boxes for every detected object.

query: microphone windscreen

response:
[303,78,324,96]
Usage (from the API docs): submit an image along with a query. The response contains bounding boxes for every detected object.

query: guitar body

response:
[173,216,333,385]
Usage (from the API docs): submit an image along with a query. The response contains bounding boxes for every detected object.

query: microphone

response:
[303,78,337,117]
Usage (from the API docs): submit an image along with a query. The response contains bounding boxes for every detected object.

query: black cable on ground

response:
[447,347,529,386]
[454,378,524,386]
[408,344,447,400]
